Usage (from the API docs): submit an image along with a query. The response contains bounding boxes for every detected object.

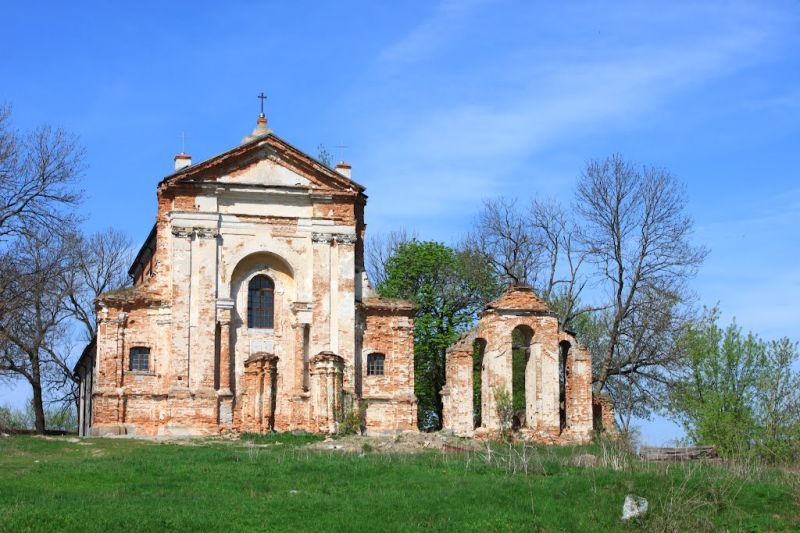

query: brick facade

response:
[75,117,609,443]
[80,120,417,436]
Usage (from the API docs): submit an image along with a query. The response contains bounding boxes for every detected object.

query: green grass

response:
[0,435,797,532]
[239,431,325,446]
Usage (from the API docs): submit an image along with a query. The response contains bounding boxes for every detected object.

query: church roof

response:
[159,130,366,194]
[73,336,96,375]
[484,284,552,314]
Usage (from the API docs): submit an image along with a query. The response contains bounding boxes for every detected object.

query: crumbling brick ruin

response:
[441,285,599,443]
[74,114,607,442]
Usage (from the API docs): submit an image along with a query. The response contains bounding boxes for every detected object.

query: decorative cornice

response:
[311,232,334,243]
[291,301,313,312]
[335,233,357,245]
[171,226,220,239]
[216,298,235,310]
[194,227,220,239]
[171,226,193,238]
[311,232,357,245]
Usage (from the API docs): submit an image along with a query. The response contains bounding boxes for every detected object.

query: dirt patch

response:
[307,431,483,454]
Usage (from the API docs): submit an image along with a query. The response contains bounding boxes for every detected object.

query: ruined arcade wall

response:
[441,286,594,444]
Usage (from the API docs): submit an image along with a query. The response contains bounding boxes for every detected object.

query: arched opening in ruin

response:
[559,340,571,432]
[511,325,533,429]
[472,338,487,429]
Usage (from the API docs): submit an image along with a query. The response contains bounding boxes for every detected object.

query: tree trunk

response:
[29,345,46,434]
[31,380,46,434]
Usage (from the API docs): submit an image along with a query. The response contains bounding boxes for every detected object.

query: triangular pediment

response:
[160,134,364,194]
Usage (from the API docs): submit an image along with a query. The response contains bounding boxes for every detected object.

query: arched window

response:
[247,275,274,329]
[559,341,570,432]
[472,338,487,429]
[511,325,533,429]
[130,347,150,372]
[366,353,385,376]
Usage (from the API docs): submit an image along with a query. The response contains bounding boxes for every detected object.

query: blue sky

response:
[1,1,798,443]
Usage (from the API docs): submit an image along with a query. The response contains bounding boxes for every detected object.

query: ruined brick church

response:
[75,111,602,442]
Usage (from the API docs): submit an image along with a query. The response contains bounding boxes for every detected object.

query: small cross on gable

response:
[257,92,268,117]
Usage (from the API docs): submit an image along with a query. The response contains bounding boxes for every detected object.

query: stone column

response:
[171,226,194,389]
[441,348,474,436]
[216,299,234,394]
[216,298,235,426]
[115,312,128,388]
[310,351,345,433]
[334,234,357,390]
[263,358,278,431]
[78,375,86,436]
[219,316,232,393]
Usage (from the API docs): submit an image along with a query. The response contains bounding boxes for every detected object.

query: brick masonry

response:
[441,285,608,444]
[84,127,417,437]
[79,121,610,442]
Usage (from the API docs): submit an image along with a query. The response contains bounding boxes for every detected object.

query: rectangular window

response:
[130,347,150,372]
[247,275,275,329]
[367,353,385,376]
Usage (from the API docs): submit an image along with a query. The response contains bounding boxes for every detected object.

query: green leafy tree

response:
[377,240,499,430]
[668,308,800,461]
[754,337,800,462]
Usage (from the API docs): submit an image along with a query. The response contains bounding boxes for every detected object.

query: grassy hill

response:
[0,433,797,531]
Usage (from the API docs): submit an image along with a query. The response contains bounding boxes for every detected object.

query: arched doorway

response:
[559,341,571,432]
[511,325,533,429]
[472,338,487,429]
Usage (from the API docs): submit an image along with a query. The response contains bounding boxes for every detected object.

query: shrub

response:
[493,386,514,441]
[339,396,367,436]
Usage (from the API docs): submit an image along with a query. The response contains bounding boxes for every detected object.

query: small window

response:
[130,347,150,372]
[247,274,275,329]
[367,353,385,376]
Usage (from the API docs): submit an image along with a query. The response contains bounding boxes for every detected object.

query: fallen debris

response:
[639,445,717,461]
[307,431,483,454]
[621,494,648,521]
[569,453,598,468]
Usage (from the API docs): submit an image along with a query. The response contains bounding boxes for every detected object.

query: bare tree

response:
[0,104,85,433]
[63,228,133,340]
[469,198,541,286]
[576,154,707,401]
[469,197,592,328]
[0,104,84,242]
[529,199,594,326]
[365,227,417,289]
[467,154,706,422]
[0,230,79,433]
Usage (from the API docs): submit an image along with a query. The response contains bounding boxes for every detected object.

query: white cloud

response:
[356,2,789,217]
[378,0,495,64]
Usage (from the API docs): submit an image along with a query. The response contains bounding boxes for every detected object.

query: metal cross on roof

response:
[257,92,268,117]
[336,141,348,162]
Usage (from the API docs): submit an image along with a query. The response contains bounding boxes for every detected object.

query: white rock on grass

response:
[621,495,648,521]
[570,453,598,468]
